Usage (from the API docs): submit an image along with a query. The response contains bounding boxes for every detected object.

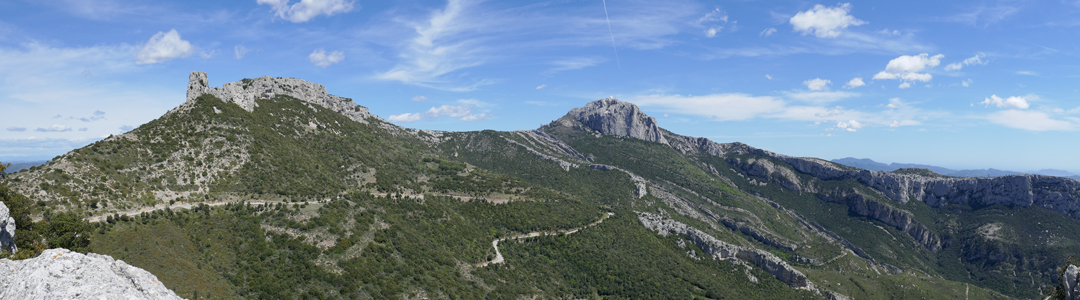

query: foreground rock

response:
[0,248,184,299]
[0,201,14,253]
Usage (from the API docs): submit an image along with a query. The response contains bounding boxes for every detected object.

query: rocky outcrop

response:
[726,143,1080,220]
[1065,264,1080,300]
[817,188,942,251]
[561,98,668,145]
[0,202,14,254]
[186,71,378,124]
[637,212,814,289]
[0,248,184,299]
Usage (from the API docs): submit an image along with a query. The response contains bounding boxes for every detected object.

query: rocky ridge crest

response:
[185,71,379,124]
[0,248,184,299]
[556,98,668,145]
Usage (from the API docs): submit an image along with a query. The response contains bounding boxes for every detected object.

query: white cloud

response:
[784,91,857,104]
[6,127,27,132]
[962,79,973,87]
[387,113,423,123]
[697,8,728,24]
[535,84,546,90]
[986,110,1075,131]
[257,0,356,23]
[898,82,912,89]
[546,57,603,75]
[426,105,472,118]
[199,50,216,59]
[135,29,193,64]
[459,113,491,121]
[836,120,864,132]
[944,54,986,71]
[1016,71,1039,76]
[36,124,72,132]
[235,45,250,59]
[705,27,722,38]
[803,78,831,91]
[765,74,773,80]
[411,96,428,102]
[872,53,943,85]
[629,93,786,121]
[309,49,344,67]
[760,28,777,36]
[980,94,1030,109]
[843,77,865,89]
[878,28,900,35]
[789,3,866,38]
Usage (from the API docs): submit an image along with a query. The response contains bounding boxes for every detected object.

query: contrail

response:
[601,0,621,69]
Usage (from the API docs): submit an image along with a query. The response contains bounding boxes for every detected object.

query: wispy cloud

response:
[370,0,697,91]
[36,124,72,132]
[257,0,357,23]
[385,99,492,123]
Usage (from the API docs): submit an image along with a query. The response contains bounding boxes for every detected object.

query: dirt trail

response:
[85,200,315,223]
[477,212,614,267]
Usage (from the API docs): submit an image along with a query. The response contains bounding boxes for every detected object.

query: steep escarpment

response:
[554,98,668,145]
[185,71,378,124]
[0,248,184,299]
[637,212,814,290]
[734,144,1080,219]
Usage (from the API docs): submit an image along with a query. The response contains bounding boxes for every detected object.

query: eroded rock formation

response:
[0,248,184,299]
[186,71,378,124]
[560,98,668,145]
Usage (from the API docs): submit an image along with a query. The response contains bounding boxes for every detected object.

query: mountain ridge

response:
[3,71,1075,299]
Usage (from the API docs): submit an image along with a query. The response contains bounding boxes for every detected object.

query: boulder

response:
[0,201,14,254]
[0,248,184,299]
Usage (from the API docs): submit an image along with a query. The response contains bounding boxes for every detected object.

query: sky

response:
[1,0,1079,173]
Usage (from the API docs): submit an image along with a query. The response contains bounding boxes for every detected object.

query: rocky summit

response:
[557,97,668,145]
[185,71,378,124]
[0,248,183,300]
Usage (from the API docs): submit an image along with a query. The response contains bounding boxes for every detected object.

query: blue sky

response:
[1,0,1079,173]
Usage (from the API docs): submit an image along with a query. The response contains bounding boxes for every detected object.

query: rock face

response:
[561,98,668,145]
[725,144,1080,220]
[1065,264,1080,300]
[637,212,813,290]
[185,71,378,124]
[0,248,184,299]
[0,202,14,254]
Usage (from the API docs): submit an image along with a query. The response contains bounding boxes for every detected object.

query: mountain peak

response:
[558,97,668,145]
[184,71,379,124]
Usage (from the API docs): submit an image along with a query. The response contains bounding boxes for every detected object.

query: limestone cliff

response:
[637,212,814,290]
[0,248,184,299]
[556,98,668,145]
[185,71,379,124]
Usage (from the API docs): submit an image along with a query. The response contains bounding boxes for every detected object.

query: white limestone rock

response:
[185,71,380,124]
[0,248,185,300]
[0,202,14,253]
[562,98,668,145]
[1065,264,1080,300]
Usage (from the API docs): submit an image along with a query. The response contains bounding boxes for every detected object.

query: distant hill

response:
[832,157,1075,178]
[3,160,47,173]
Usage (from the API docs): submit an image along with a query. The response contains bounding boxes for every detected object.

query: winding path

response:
[477,212,614,267]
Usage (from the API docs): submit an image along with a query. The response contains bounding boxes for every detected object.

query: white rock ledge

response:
[0,248,185,300]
